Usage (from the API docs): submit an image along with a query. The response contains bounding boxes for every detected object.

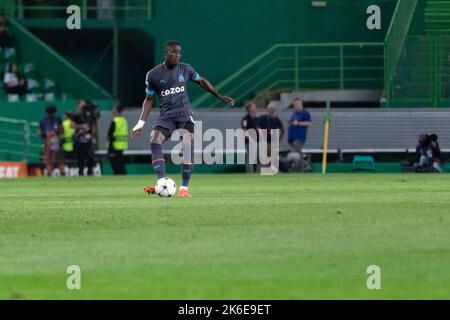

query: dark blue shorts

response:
[153,114,195,139]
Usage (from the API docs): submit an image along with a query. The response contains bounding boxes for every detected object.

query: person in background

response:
[83,100,101,148]
[416,133,433,172]
[107,104,128,175]
[62,111,75,165]
[241,102,261,173]
[38,105,65,176]
[4,63,26,95]
[258,103,284,169]
[287,98,312,171]
[430,133,443,173]
[72,100,95,176]
[74,99,101,147]
[259,103,285,143]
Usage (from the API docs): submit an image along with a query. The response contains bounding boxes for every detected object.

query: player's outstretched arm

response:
[196,77,235,106]
[131,94,154,139]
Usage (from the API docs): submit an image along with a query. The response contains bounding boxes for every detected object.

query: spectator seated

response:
[0,13,62,102]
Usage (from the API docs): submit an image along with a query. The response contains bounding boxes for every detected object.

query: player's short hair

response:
[76,99,86,108]
[419,133,430,145]
[430,133,438,142]
[165,40,181,50]
[246,102,256,112]
[8,63,18,73]
[115,104,124,114]
[45,105,57,115]
[267,103,277,112]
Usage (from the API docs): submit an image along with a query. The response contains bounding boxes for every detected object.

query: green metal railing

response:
[0,117,42,162]
[384,0,420,106]
[390,35,450,107]
[384,0,450,107]
[193,43,384,109]
[0,0,153,20]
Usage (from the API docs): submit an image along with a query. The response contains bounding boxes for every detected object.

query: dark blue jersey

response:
[288,110,311,143]
[145,62,200,118]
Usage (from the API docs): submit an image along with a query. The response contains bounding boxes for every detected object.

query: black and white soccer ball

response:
[155,177,177,197]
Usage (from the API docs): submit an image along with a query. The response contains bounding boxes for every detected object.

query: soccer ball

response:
[155,177,177,197]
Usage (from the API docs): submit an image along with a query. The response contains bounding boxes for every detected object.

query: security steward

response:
[107,105,128,175]
[62,111,75,165]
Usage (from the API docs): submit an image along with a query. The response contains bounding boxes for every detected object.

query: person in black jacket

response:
[430,133,443,173]
[71,100,95,176]
[258,103,284,170]
[258,103,284,144]
[241,102,260,173]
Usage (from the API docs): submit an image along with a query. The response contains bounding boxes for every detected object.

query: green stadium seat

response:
[41,78,59,101]
[7,94,20,102]
[44,93,56,101]
[3,48,18,64]
[41,78,58,94]
[27,78,41,94]
[24,63,40,80]
[352,155,376,172]
[25,93,40,102]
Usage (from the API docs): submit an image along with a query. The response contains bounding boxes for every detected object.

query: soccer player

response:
[131,40,235,198]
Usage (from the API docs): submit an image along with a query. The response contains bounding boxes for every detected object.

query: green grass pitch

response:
[1,173,450,299]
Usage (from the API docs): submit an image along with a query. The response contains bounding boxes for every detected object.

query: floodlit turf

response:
[1,173,450,299]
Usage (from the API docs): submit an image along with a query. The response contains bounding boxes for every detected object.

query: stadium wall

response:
[16,0,397,106]
[141,0,397,102]
[27,27,155,106]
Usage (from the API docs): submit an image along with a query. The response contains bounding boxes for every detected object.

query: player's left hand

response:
[220,96,235,106]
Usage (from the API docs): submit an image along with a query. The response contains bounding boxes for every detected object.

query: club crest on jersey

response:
[160,86,185,97]
[159,80,166,85]
[179,74,185,82]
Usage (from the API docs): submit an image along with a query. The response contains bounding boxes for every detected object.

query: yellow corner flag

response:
[322,102,331,174]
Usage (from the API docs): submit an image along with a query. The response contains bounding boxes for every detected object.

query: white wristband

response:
[133,120,145,131]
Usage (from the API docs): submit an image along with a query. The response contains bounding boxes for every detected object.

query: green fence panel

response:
[390,34,450,108]
[0,117,41,162]
[384,0,420,106]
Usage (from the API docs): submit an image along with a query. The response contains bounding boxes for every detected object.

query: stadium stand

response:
[1,0,450,174]
[0,14,112,104]
[0,18,63,102]
[425,0,450,34]
[192,43,385,109]
[387,0,450,107]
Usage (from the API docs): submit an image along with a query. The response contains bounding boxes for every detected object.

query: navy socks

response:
[151,143,166,179]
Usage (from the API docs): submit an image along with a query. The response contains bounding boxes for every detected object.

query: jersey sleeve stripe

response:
[192,72,200,81]
[146,88,155,95]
